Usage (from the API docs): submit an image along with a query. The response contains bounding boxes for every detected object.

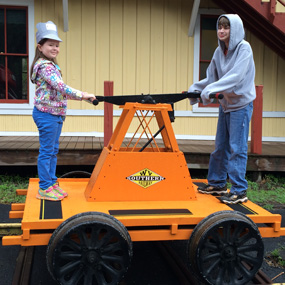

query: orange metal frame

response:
[85,103,196,202]
[3,103,285,247]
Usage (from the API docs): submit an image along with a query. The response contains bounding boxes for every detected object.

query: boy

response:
[188,14,256,204]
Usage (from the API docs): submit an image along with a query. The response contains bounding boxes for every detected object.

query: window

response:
[0,6,28,103]
[198,14,219,107]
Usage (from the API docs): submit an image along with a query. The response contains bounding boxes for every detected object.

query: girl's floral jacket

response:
[31,58,83,116]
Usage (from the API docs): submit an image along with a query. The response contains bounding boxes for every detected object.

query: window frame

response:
[0,0,35,112]
[198,14,220,108]
[0,5,29,103]
[192,9,223,114]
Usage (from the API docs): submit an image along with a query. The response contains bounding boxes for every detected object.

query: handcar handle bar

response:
[92,92,223,106]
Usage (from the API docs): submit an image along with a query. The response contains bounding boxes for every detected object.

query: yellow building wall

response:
[248,31,285,113]
[1,0,284,138]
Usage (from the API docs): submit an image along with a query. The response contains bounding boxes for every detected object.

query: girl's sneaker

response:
[53,182,68,197]
[36,186,64,201]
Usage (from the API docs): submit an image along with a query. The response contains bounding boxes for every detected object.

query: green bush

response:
[0,175,28,204]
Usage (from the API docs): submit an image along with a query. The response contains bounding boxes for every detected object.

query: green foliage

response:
[247,174,285,210]
[0,173,285,209]
[0,175,28,204]
[267,244,285,268]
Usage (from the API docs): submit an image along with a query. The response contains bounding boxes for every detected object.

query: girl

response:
[31,21,96,201]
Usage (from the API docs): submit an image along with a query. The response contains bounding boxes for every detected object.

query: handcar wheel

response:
[46,212,133,285]
[188,211,264,285]
[60,171,92,178]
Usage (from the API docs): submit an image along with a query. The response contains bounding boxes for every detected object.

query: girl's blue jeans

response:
[33,107,63,190]
[207,102,253,194]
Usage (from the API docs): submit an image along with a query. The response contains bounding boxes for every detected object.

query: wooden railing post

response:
[104,81,113,147]
[251,85,263,154]
[269,0,276,22]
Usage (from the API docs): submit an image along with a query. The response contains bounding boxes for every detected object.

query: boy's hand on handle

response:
[82,92,96,103]
[209,93,223,99]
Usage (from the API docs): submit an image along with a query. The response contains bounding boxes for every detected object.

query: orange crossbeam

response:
[9,211,24,219]
[16,189,27,195]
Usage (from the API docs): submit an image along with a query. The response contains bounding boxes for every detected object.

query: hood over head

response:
[217,14,245,52]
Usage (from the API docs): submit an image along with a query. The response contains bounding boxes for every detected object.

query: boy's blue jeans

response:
[33,107,63,190]
[207,102,253,194]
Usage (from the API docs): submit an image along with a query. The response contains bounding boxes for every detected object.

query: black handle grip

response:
[209,93,223,99]
[93,99,99,106]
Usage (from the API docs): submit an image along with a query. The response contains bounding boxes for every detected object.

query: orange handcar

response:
[3,92,285,285]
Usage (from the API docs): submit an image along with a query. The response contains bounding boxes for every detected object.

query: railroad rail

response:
[9,240,274,285]
[0,223,21,237]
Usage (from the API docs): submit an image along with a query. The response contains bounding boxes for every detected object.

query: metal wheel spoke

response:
[238,253,261,265]
[210,228,224,245]
[58,260,82,276]
[101,261,119,276]
[201,252,221,263]
[83,270,93,285]
[235,260,253,279]
[238,243,260,253]
[90,227,101,248]
[236,231,254,247]
[101,241,121,254]
[77,228,90,247]
[59,251,82,261]
[94,270,109,285]
[63,238,82,252]
[204,257,220,276]
[203,239,219,251]
[223,224,231,244]
[232,223,248,241]
[229,261,239,284]
[102,254,125,264]
[215,263,226,285]
[96,230,113,248]
[66,266,84,285]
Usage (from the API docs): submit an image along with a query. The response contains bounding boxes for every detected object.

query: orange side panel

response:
[85,150,196,202]
[84,148,110,200]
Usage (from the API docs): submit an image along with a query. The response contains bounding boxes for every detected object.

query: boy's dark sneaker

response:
[197,184,228,195]
[219,192,248,204]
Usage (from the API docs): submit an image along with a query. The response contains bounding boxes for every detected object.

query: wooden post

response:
[104,81,113,147]
[251,85,263,154]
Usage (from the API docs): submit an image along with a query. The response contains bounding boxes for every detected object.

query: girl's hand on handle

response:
[82,92,96,103]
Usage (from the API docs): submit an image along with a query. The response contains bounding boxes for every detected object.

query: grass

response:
[223,174,285,210]
[0,173,285,210]
[247,174,285,210]
[265,244,285,268]
[0,172,284,208]
[0,175,28,204]
[271,246,285,267]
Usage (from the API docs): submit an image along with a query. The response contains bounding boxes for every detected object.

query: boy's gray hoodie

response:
[188,14,256,112]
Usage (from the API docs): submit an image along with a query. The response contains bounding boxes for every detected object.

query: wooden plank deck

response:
[0,136,284,172]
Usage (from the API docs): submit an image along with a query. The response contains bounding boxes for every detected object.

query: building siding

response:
[0,0,284,139]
